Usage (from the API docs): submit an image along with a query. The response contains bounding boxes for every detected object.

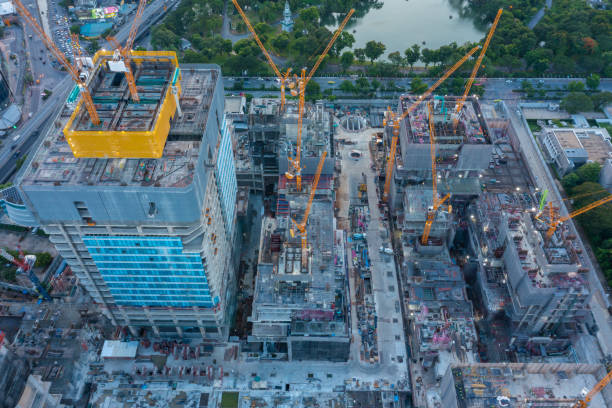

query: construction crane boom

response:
[291,152,328,268]
[453,9,502,131]
[400,45,480,121]
[574,368,612,408]
[13,0,100,125]
[382,45,479,201]
[0,247,51,301]
[421,102,450,245]
[545,194,612,239]
[231,0,282,79]
[306,9,355,84]
[125,0,147,51]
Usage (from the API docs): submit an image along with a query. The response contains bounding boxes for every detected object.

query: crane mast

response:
[453,9,502,133]
[290,151,328,269]
[421,102,450,245]
[12,0,100,125]
[545,194,612,240]
[107,0,147,102]
[382,45,480,201]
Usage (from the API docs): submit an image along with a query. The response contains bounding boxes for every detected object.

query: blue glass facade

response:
[217,115,237,236]
[82,236,213,308]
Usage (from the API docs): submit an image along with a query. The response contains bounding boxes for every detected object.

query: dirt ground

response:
[0,229,57,255]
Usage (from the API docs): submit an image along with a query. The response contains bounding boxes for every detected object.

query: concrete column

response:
[143,307,160,337]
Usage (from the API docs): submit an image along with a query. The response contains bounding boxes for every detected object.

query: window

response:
[148,202,157,217]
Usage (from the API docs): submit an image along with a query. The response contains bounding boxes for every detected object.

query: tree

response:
[272,33,290,51]
[410,78,428,94]
[388,51,404,68]
[305,80,321,102]
[354,48,366,63]
[571,182,612,246]
[561,92,594,113]
[332,31,355,56]
[34,252,53,268]
[340,51,354,71]
[364,40,385,63]
[591,92,612,110]
[299,6,319,27]
[355,77,370,95]
[586,73,601,90]
[420,48,435,69]
[561,172,580,191]
[576,162,602,183]
[404,44,420,71]
[339,80,355,93]
[87,39,100,54]
[151,26,180,51]
[567,81,585,92]
[370,79,381,92]
[70,24,80,35]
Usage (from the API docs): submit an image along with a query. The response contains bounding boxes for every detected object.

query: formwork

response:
[63,50,181,158]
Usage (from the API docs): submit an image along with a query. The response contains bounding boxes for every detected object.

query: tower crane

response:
[573,368,612,408]
[0,246,51,301]
[453,8,502,133]
[542,194,612,240]
[421,102,450,245]
[231,0,290,110]
[284,10,354,192]
[106,0,147,102]
[290,151,327,269]
[12,0,100,125]
[382,45,480,201]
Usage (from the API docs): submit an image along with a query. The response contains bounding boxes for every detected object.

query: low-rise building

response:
[539,127,612,175]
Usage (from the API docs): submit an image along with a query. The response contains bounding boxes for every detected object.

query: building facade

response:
[16,65,238,339]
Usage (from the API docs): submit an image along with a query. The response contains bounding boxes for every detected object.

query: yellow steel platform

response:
[63,50,181,159]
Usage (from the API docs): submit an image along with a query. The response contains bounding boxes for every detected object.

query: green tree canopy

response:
[586,73,601,90]
[305,80,321,102]
[561,92,594,113]
[404,44,420,71]
[567,81,586,92]
[388,51,404,67]
[364,40,386,63]
[340,51,354,71]
[410,77,428,94]
[576,162,602,183]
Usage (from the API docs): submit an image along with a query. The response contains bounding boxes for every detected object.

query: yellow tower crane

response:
[290,151,327,269]
[574,368,612,407]
[106,0,147,103]
[382,45,480,202]
[453,8,503,133]
[12,0,100,125]
[285,10,354,192]
[542,194,612,240]
[421,102,450,245]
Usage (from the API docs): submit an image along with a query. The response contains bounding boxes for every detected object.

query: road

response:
[335,123,408,379]
[528,0,553,29]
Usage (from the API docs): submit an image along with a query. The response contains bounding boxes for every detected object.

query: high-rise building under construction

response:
[14,56,238,339]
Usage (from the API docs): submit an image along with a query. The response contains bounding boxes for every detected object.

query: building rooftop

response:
[549,127,612,164]
[400,95,490,145]
[100,340,138,359]
[20,65,219,189]
[445,363,609,408]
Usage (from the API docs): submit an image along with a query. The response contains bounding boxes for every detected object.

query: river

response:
[333,0,485,57]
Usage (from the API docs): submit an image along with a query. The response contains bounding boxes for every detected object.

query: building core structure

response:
[16,60,238,339]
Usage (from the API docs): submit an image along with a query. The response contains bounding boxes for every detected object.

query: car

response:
[328,80,336,84]
[349,150,361,159]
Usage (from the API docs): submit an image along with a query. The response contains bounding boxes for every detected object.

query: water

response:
[336,0,485,57]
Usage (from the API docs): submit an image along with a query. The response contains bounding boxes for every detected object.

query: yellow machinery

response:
[63,50,181,158]
[232,1,353,191]
[382,45,480,201]
[542,194,612,240]
[13,0,100,125]
[290,151,327,269]
[574,368,612,407]
[453,8,503,133]
[421,102,450,245]
[107,0,148,102]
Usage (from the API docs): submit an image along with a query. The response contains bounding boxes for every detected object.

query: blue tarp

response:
[80,22,113,38]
